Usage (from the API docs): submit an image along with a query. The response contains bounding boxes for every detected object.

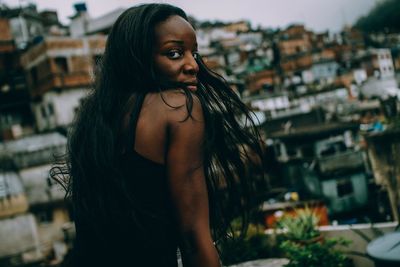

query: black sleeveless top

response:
[72,95,179,267]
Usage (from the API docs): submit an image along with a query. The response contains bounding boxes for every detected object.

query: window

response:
[337,180,354,197]
[36,209,53,223]
[30,67,38,86]
[327,66,331,72]
[40,105,47,118]
[54,57,68,73]
[92,55,102,73]
[93,55,102,66]
[0,175,6,198]
[48,103,54,116]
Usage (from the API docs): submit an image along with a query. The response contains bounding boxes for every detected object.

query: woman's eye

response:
[166,50,182,59]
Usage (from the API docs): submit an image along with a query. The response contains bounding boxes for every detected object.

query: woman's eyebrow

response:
[161,40,198,50]
[163,40,184,45]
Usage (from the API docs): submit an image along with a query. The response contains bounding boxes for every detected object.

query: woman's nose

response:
[183,54,199,75]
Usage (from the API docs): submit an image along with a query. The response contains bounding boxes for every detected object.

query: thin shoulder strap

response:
[127,93,146,151]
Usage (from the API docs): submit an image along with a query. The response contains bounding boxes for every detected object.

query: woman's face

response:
[153,15,199,91]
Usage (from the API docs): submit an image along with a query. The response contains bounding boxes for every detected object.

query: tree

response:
[355,0,400,33]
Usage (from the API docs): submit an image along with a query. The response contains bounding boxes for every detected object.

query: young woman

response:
[53,3,264,267]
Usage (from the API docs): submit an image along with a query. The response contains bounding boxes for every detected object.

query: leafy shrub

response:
[218,223,273,265]
[279,238,352,267]
[276,207,320,241]
[276,207,353,267]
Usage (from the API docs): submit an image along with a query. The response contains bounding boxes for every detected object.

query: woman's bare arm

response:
[165,92,221,267]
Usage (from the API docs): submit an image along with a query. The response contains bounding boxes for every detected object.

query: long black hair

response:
[51,3,265,251]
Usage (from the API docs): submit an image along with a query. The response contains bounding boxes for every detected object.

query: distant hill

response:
[355,0,400,33]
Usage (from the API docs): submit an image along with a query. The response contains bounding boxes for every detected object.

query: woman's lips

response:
[186,85,197,91]
[184,81,198,91]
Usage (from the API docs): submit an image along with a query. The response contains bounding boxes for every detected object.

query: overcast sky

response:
[4,0,378,32]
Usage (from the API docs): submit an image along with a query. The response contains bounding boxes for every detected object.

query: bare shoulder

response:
[159,89,204,123]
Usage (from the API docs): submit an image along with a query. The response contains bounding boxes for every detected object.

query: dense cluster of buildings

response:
[0,2,400,266]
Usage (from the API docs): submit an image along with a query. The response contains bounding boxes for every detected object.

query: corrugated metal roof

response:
[87,8,125,34]
[241,111,267,127]
[0,132,66,154]
[0,171,24,197]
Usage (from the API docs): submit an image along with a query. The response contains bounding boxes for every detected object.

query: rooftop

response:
[269,122,359,142]
[0,132,66,154]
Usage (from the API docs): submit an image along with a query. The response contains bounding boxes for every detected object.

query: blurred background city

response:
[0,0,400,266]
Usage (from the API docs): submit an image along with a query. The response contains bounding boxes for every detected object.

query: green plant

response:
[218,222,273,265]
[276,207,353,267]
[279,238,352,267]
[276,207,320,241]
[389,115,400,129]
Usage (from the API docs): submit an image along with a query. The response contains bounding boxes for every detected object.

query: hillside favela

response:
[0,0,400,266]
